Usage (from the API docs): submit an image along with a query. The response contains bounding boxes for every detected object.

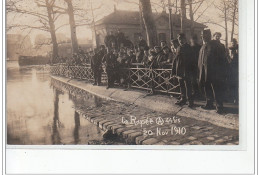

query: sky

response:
[7,0,238,45]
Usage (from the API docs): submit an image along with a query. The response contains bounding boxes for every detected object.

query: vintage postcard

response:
[6,0,239,147]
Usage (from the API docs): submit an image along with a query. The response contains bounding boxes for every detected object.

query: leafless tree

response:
[186,0,207,36]
[64,0,79,54]
[139,0,158,47]
[7,0,66,61]
[213,0,231,48]
[228,0,238,41]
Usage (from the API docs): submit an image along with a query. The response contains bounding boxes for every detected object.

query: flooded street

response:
[7,61,238,145]
[7,61,109,145]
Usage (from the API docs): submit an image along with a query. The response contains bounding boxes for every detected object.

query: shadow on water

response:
[52,89,62,145]
[50,78,127,145]
[74,111,80,144]
[7,62,126,145]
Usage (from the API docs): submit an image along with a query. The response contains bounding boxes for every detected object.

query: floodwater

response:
[6,61,114,145]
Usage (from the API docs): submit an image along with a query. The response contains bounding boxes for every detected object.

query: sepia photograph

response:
[6,0,239,146]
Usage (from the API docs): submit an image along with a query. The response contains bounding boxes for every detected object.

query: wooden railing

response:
[50,64,180,95]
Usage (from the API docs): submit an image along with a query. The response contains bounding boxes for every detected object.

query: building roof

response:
[95,10,207,28]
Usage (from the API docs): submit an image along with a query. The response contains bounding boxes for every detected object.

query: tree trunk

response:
[188,0,194,36]
[230,0,237,41]
[180,0,186,32]
[139,3,145,38]
[139,0,157,47]
[224,1,228,49]
[65,0,79,54]
[45,0,58,62]
[175,0,178,14]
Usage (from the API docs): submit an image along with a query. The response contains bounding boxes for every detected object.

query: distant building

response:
[58,38,92,58]
[34,34,52,56]
[33,34,93,58]
[7,34,33,60]
[91,9,206,47]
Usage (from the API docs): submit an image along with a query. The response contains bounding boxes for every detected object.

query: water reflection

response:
[7,61,104,145]
[52,89,62,144]
[74,111,80,144]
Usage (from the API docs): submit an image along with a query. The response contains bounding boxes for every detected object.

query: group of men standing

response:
[104,29,133,50]
[173,29,238,114]
[90,28,239,114]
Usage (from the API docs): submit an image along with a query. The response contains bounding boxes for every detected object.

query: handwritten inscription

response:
[121,115,186,137]
[143,127,186,136]
[121,116,181,127]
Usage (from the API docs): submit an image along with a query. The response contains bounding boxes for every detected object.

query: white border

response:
[3,0,256,173]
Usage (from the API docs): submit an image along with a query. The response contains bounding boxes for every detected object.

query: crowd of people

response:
[53,28,239,114]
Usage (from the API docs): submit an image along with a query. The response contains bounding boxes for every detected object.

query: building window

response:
[158,33,166,42]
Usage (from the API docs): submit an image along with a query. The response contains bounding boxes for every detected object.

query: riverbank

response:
[51,75,239,145]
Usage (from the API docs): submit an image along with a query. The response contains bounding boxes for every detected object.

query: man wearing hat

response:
[102,48,117,89]
[228,38,239,104]
[154,46,161,55]
[160,40,167,49]
[138,35,148,49]
[91,48,102,86]
[104,31,117,50]
[213,32,226,52]
[198,29,227,113]
[172,33,194,107]
[156,46,173,68]
[116,29,125,50]
[190,34,202,97]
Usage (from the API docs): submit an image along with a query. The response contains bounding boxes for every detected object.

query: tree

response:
[187,0,207,36]
[213,0,231,49]
[180,0,187,18]
[64,0,79,54]
[7,0,65,61]
[139,0,157,47]
[202,0,236,49]
[180,0,186,32]
[229,0,238,41]
[44,0,59,60]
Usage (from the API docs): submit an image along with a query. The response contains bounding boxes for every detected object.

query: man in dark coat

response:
[102,48,117,89]
[138,36,148,49]
[116,29,125,50]
[104,31,117,49]
[136,46,144,63]
[198,29,227,113]
[172,33,193,107]
[124,36,134,49]
[126,50,136,65]
[104,33,111,48]
[90,48,102,86]
[190,34,202,97]
[156,46,173,68]
[228,38,239,104]
[160,40,167,49]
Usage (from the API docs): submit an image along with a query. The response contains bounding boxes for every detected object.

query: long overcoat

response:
[172,43,193,78]
[198,40,227,83]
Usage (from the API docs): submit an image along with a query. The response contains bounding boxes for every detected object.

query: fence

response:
[50,63,95,80]
[50,63,180,95]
